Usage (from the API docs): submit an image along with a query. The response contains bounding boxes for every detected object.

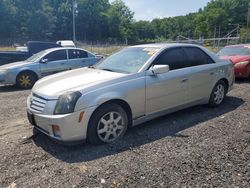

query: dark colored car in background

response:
[0,41,61,66]
[217,44,250,78]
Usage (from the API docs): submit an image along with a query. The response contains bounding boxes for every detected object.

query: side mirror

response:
[40,58,48,63]
[150,65,169,75]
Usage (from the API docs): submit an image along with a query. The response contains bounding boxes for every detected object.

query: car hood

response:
[32,68,126,98]
[219,55,250,64]
[0,61,32,70]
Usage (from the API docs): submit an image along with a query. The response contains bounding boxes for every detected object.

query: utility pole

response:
[246,3,250,43]
[72,0,77,43]
[237,24,240,43]
[213,26,217,47]
[236,24,240,37]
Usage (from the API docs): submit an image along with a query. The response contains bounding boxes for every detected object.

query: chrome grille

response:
[30,93,47,113]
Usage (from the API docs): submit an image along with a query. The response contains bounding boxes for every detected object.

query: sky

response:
[109,0,211,21]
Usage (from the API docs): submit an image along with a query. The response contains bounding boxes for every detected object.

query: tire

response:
[16,71,37,89]
[87,103,128,145]
[208,80,227,107]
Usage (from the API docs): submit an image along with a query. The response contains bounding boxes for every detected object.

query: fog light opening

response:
[52,125,61,138]
[78,112,84,123]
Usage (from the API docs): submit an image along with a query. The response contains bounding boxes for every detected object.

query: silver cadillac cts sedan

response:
[26,43,234,144]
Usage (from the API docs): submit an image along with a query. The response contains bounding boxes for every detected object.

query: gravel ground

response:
[0,80,249,188]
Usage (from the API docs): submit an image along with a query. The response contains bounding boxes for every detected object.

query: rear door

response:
[145,47,190,115]
[183,47,218,102]
[39,49,68,77]
[67,49,90,70]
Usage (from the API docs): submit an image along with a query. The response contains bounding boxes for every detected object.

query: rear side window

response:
[154,48,189,70]
[68,49,88,59]
[44,50,67,62]
[184,47,214,66]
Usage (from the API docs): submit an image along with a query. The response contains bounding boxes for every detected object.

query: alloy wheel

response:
[213,84,225,105]
[97,111,125,143]
[19,75,31,88]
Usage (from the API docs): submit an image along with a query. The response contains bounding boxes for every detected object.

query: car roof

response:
[45,47,83,52]
[225,44,250,48]
[130,43,202,49]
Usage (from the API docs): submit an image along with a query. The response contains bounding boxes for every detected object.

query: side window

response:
[44,50,67,62]
[68,49,88,59]
[184,47,214,66]
[154,48,189,70]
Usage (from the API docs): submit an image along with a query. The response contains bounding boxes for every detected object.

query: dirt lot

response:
[0,80,249,188]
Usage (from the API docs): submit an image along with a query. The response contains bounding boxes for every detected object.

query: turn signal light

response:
[52,125,61,137]
[79,112,84,123]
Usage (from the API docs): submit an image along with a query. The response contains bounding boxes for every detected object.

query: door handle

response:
[60,62,65,65]
[210,72,214,75]
[181,78,188,82]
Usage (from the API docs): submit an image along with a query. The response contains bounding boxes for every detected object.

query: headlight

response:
[235,61,249,66]
[54,91,82,115]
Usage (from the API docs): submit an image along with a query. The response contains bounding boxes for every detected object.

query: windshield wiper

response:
[88,66,96,69]
[100,68,115,72]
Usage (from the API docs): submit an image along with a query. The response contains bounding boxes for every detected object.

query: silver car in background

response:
[0,47,100,89]
[26,43,234,144]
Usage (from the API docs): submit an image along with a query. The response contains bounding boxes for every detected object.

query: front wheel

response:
[208,80,227,107]
[87,103,128,145]
[16,71,37,89]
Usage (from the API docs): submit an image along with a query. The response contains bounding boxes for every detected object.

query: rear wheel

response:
[87,103,128,145]
[208,80,227,107]
[16,71,37,89]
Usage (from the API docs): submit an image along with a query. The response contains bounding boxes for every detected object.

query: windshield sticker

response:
[143,48,160,56]
[147,51,157,56]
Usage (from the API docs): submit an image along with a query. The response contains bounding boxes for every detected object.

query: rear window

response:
[218,46,250,56]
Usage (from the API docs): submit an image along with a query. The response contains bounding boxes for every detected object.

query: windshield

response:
[25,49,50,62]
[94,47,160,73]
[217,46,250,56]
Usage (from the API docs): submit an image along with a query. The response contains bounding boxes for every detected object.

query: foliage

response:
[0,0,249,43]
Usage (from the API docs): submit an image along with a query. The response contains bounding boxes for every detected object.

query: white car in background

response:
[0,47,101,89]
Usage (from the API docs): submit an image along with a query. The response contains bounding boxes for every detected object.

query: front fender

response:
[8,68,38,84]
[75,91,126,111]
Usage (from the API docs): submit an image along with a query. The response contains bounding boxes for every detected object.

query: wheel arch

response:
[16,69,39,82]
[219,78,229,93]
[87,99,133,132]
[15,69,39,88]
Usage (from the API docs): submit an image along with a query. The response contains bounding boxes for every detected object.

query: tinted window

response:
[44,50,67,62]
[68,49,88,59]
[155,48,188,70]
[184,47,214,66]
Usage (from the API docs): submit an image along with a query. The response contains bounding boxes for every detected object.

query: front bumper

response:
[234,63,250,78]
[0,72,6,83]
[27,105,97,142]
[0,71,16,85]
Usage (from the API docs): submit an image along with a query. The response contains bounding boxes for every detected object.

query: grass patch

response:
[0,46,15,51]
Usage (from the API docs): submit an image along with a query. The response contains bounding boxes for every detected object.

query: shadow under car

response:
[31,96,244,163]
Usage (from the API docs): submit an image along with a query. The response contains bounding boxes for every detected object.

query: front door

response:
[145,47,190,116]
[39,49,68,77]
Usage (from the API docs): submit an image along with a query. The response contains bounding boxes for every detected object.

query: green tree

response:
[76,0,110,41]
[105,0,135,42]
